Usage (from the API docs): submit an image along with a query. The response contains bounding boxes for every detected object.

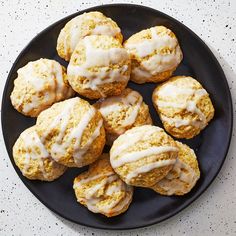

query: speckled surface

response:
[0,0,236,235]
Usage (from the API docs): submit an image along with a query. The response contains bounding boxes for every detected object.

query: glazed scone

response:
[57,11,123,61]
[67,35,131,99]
[124,26,183,83]
[151,141,200,195]
[73,154,133,217]
[36,97,106,167]
[10,58,75,117]
[152,76,215,139]
[13,126,66,181]
[110,125,179,187]
[94,88,153,145]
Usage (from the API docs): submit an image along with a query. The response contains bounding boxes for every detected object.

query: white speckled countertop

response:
[0,0,236,235]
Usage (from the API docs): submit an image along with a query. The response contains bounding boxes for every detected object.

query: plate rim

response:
[1,3,233,230]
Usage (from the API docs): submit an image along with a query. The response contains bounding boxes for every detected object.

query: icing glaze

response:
[110,125,161,159]
[92,24,120,36]
[156,157,199,195]
[125,26,182,75]
[20,127,50,178]
[155,82,208,128]
[67,36,129,94]
[74,171,132,215]
[161,115,206,128]
[15,59,73,115]
[98,90,143,133]
[111,146,178,168]
[73,119,103,163]
[40,98,102,165]
[125,159,176,183]
[63,13,120,57]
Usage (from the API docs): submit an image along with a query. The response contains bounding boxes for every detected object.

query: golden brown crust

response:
[94,88,153,145]
[151,141,200,196]
[10,58,75,117]
[67,35,131,99]
[57,11,123,61]
[152,76,215,139]
[124,26,183,84]
[13,126,67,181]
[110,125,178,187]
[73,154,133,217]
[36,97,106,167]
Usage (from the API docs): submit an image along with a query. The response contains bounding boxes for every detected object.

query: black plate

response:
[1,4,233,230]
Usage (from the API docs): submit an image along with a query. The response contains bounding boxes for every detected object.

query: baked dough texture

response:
[151,141,200,195]
[94,88,152,145]
[110,125,178,187]
[152,76,215,139]
[73,154,133,217]
[57,11,123,61]
[10,58,75,117]
[67,35,131,99]
[36,97,106,167]
[13,126,66,181]
[124,26,183,83]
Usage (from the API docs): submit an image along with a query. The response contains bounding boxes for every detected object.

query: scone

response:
[36,97,105,167]
[67,35,131,99]
[152,76,215,139]
[13,126,66,181]
[94,88,153,145]
[10,58,75,117]
[124,26,183,83]
[73,154,133,217]
[57,11,123,61]
[151,141,200,195]
[110,125,179,187]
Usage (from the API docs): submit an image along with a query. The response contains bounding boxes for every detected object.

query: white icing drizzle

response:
[126,28,176,58]
[22,95,42,113]
[20,127,50,178]
[157,158,199,195]
[106,181,123,195]
[64,13,120,56]
[98,90,143,133]
[74,172,115,188]
[125,27,182,74]
[110,187,132,213]
[44,98,78,150]
[18,61,48,91]
[73,119,103,163]
[74,171,131,214]
[158,100,206,125]
[142,47,182,74]
[65,107,95,164]
[67,36,129,93]
[125,159,176,183]
[86,175,118,199]
[52,61,71,100]
[121,92,143,127]
[99,103,121,117]
[161,115,205,128]
[41,98,100,164]
[67,13,105,53]
[17,59,73,114]
[131,67,152,83]
[157,84,207,98]
[110,125,161,159]
[111,146,178,168]
[92,24,120,36]
[102,184,132,214]
[156,83,208,128]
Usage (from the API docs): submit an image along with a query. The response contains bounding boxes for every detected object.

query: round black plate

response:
[1,4,233,230]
